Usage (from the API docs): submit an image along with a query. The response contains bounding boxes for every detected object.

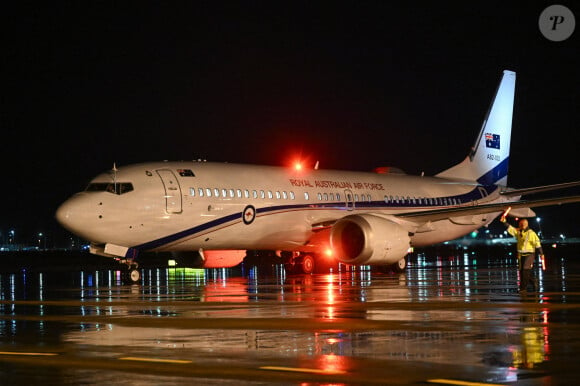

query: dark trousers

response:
[519,253,537,291]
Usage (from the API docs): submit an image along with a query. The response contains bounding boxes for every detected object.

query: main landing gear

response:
[283,253,340,274]
[392,256,407,273]
[378,256,408,274]
[284,253,316,274]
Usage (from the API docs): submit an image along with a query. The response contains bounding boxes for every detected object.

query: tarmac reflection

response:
[2,252,580,384]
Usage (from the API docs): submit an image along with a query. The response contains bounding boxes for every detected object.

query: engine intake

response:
[330,214,410,265]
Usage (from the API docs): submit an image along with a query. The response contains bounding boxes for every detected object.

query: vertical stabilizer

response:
[436,70,515,186]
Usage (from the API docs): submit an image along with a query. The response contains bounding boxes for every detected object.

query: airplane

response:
[56,70,580,282]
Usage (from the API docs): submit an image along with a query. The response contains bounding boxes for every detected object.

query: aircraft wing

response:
[395,195,580,223]
[500,181,580,196]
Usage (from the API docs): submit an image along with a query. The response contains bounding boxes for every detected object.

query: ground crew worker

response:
[500,217,544,293]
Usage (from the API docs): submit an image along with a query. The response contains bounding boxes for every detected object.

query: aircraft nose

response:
[55,194,94,237]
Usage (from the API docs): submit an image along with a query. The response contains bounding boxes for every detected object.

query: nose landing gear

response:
[119,259,141,284]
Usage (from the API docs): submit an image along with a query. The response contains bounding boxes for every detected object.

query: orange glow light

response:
[294,162,303,171]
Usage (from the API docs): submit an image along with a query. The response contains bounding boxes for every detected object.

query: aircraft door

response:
[344,189,355,211]
[156,169,182,214]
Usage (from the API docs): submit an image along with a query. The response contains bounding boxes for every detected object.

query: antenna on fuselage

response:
[112,162,118,193]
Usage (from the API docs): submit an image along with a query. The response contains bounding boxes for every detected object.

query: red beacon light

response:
[324,247,334,258]
[291,158,317,171]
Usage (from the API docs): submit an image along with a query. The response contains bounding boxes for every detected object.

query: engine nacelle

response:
[330,214,410,265]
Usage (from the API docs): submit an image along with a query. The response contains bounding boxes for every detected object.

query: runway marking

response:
[260,366,346,375]
[119,356,192,364]
[0,351,58,356]
[427,379,505,386]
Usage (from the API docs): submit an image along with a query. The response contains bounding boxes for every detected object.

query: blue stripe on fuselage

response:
[131,184,499,251]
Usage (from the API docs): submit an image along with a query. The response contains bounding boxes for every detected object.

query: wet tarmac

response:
[2,251,580,385]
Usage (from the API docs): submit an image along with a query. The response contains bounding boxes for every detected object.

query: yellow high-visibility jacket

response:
[507,226,542,254]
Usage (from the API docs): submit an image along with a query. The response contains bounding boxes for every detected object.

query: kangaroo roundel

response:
[243,205,256,225]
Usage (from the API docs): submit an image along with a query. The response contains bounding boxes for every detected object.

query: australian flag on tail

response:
[485,133,500,149]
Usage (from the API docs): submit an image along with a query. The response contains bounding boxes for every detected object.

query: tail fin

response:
[436,70,516,186]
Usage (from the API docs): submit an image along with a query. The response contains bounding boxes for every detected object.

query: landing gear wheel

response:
[121,263,141,284]
[391,257,407,273]
[129,269,141,283]
[300,255,315,274]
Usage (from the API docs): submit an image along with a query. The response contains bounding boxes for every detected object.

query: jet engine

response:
[330,214,410,265]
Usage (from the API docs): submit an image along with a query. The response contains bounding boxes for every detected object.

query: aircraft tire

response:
[122,269,141,284]
[300,255,315,274]
[391,257,407,273]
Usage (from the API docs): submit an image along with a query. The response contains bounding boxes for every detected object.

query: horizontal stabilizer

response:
[501,180,580,196]
[396,195,580,223]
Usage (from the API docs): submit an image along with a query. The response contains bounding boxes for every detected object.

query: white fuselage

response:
[56,161,504,255]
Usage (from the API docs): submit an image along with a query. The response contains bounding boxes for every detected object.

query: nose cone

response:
[56,194,95,239]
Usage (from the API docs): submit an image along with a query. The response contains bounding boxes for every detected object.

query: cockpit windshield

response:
[85,182,134,195]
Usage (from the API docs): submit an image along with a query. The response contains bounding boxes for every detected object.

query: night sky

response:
[2,2,579,246]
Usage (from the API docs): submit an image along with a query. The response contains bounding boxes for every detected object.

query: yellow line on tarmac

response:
[0,351,58,356]
[427,379,506,386]
[260,366,346,375]
[119,356,192,364]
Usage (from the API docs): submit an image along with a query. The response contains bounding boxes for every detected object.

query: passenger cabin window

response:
[86,182,134,195]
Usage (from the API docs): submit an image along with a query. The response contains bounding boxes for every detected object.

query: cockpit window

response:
[86,182,134,195]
